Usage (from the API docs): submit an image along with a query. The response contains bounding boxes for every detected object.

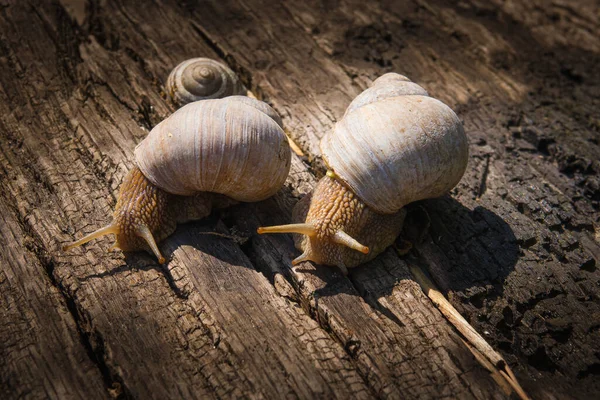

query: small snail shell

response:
[166,58,247,105]
[64,96,290,263]
[258,73,468,274]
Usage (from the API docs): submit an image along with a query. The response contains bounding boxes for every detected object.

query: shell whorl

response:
[344,73,429,116]
[166,58,246,105]
[321,73,468,214]
[134,96,291,201]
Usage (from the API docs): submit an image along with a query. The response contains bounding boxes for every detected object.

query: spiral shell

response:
[320,73,468,214]
[166,58,246,105]
[134,96,291,201]
[343,73,429,116]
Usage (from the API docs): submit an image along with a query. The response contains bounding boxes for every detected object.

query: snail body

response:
[258,73,468,274]
[166,58,246,105]
[64,96,291,263]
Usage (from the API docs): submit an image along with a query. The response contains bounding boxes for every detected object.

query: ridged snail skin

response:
[258,73,468,275]
[166,58,246,105]
[64,96,290,264]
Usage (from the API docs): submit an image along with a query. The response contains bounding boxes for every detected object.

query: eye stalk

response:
[63,220,166,264]
[257,223,370,266]
[257,223,317,237]
[332,230,369,254]
[62,223,119,252]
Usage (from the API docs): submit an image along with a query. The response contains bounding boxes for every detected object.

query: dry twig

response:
[407,259,531,400]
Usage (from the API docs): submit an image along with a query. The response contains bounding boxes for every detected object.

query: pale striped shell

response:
[166,58,246,105]
[321,73,468,214]
[343,73,429,116]
[135,96,290,201]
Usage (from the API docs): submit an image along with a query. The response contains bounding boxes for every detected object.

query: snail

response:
[64,96,291,263]
[166,58,247,105]
[258,73,468,275]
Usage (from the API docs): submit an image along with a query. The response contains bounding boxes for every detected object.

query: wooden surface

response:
[0,0,598,399]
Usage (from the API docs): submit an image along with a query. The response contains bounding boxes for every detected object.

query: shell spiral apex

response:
[344,73,429,115]
[166,58,246,105]
[135,96,291,201]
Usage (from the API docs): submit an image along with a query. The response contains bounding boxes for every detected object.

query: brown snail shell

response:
[166,58,246,105]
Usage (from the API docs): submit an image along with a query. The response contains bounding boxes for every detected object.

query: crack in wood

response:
[18,212,132,399]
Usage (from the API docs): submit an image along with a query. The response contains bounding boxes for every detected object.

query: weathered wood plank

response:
[93,1,501,395]
[257,0,600,397]
[0,1,374,398]
[1,4,224,397]
[163,223,372,399]
[0,200,108,399]
[0,0,598,399]
[177,5,511,397]
[232,169,504,398]
[188,0,600,397]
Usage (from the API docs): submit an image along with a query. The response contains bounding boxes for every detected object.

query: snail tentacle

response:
[135,224,165,264]
[257,223,316,237]
[292,250,312,266]
[332,230,369,254]
[63,223,119,252]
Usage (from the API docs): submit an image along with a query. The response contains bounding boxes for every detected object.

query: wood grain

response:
[0,0,598,399]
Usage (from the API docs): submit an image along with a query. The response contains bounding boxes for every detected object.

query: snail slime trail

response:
[258,73,468,275]
[64,96,291,263]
